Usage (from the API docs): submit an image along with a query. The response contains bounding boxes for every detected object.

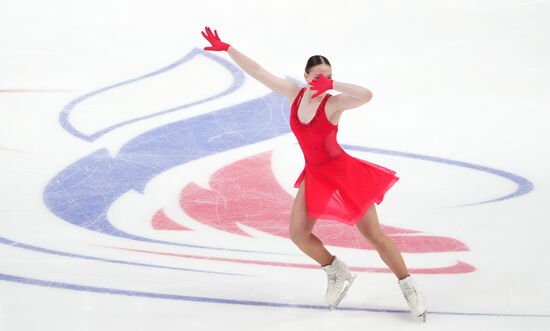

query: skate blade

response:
[328,274,357,310]
[418,312,427,322]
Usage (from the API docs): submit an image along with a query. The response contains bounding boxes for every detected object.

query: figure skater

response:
[201,26,427,321]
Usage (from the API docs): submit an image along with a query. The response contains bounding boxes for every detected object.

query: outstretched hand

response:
[308,73,334,99]
[201,26,230,52]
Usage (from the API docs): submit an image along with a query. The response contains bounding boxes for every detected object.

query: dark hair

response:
[305,55,331,73]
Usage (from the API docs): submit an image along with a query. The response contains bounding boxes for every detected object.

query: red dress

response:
[290,87,400,225]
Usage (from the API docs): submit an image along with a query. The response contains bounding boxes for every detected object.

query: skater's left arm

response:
[331,81,373,111]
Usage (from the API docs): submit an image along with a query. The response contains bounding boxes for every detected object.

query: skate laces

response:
[403,287,420,303]
[324,260,348,282]
[323,259,347,296]
[401,284,427,312]
[399,277,426,304]
[325,269,339,287]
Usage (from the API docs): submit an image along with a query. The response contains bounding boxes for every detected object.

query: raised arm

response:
[201,26,299,99]
[309,73,373,112]
[331,80,373,111]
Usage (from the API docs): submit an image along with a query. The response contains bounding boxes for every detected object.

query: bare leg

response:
[356,203,409,280]
[289,180,334,266]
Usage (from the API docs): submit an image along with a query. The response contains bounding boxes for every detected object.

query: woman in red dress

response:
[201,26,427,321]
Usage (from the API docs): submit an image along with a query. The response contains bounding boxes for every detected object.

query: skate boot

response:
[322,256,357,310]
[398,275,427,322]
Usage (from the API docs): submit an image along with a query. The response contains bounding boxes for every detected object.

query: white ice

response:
[1,0,549,330]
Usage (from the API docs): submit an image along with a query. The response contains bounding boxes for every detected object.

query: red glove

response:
[308,73,333,98]
[201,26,230,52]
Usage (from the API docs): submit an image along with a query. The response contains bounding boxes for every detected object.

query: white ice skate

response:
[398,275,427,322]
[322,256,357,310]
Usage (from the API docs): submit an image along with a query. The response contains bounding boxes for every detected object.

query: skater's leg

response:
[289,180,333,266]
[355,203,409,280]
[291,181,356,308]
[356,204,427,320]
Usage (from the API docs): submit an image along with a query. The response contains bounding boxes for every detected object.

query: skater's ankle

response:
[398,274,411,281]
[322,255,336,267]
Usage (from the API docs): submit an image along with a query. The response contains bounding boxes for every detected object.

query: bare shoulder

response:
[284,84,303,104]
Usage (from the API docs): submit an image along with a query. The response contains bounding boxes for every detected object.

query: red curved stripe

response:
[179,151,469,253]
[103,245,476,274]
[151,209,191,231]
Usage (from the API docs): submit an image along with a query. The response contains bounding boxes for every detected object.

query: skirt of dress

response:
[293,152,399,225]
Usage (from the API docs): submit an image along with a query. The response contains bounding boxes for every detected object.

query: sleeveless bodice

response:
[288,87,399,225]
[290,87,345,165]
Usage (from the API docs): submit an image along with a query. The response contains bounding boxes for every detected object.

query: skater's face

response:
[304,64,332,85]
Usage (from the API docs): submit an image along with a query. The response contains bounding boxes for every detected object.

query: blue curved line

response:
[59,48,245,142]
[49,45,534,266]
[1,272,548,318]
[0,236,253,277]
[342,144,534,206]
[48,87,300,256]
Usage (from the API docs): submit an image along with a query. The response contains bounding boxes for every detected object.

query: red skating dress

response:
[290,87,400,225]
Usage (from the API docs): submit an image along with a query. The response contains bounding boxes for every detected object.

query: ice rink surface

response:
[1,0,549,330]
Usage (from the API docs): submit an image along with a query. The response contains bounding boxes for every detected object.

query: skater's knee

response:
[365,230,387,248]
[289,226,310,245]
[289,209,316,246]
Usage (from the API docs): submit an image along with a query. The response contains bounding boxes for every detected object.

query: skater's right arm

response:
[201,26,299,99]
